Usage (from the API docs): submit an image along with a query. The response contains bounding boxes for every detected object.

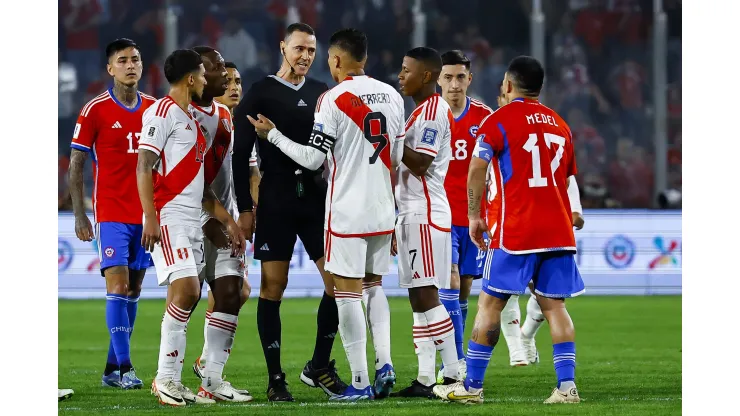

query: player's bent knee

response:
[105,266,130,295]
[478,290,509,312]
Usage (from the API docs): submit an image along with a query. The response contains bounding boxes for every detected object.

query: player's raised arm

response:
[401,107,446,176]
[246,92,336,171]
[390,95,406,170]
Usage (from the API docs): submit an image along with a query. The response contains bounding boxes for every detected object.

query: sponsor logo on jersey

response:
[469,124,479,138]
[73,123,81,139]
[421,128,438,145]
[298,99,307,107]
[221,118,232,133]
[58,238,74,272]
[112,121,122,129]
[146,126,157,138]
[604,235,635,269]
[648,236,680,269]
[185,124,193,131]
[104,247,115,258]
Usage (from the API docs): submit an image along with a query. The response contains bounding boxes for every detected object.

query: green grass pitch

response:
[59,295,681,415]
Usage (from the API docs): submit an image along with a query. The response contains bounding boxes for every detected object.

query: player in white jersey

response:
[136,49,246,407]
[183,46,253,402]
[193,62,259,392]
[247,29,405,401]
[391,47,460,399]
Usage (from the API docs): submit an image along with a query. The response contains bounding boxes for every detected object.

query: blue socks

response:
[553,342,576,387]
[460,299,469,331]
[127,296,139,339]
[105,294,132,372]
[464,341,493,391]
[439,289,464,360]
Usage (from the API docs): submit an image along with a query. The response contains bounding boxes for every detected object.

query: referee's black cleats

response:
[300,359,348,397]
[267,372,294,402]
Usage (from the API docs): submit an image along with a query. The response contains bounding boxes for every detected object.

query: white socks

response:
[501,295,526,356]
[362,281,392,370]
[424,305,459,379]
[200,310,211,365]
[335,291,370,389]
[203,312,237,388]
[412,312,437,386]
[157,303,190,381]
[521,295,546,339]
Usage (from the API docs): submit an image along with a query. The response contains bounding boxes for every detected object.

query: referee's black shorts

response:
[253,175,326,263]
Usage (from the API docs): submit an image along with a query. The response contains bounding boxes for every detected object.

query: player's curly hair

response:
[164,49,203,84]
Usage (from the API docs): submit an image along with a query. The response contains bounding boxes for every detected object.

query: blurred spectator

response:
[61,0,104,89]
[59,51,78,156]
[218,18,258,73]
[609,60,647,142]
[608,138,654,208]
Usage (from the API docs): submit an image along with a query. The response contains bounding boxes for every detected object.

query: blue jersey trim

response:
[107,88,142,112]
[70,143,90,153]
[497,123,513,184]
[454,97,471,122]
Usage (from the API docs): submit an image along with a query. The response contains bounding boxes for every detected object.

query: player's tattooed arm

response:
[69,149,94,241]
[136,149,161,252]
[467,157,488,219]
[401,146,434,177]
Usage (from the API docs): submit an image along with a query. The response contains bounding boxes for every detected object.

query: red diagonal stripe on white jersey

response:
[152,129,206,214]
[334,91,392,170]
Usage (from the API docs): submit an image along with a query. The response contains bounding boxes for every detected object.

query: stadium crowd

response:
[58,0,682,210]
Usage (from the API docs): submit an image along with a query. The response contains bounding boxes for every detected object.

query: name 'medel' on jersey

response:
[474,97,578,254]
[310,75,406,237]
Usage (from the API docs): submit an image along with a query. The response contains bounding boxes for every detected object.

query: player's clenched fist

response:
[74,214,94,242]
[468,217,488,251]
[237,211,254,242]
[141,215,161,253]
[225,219,247,257]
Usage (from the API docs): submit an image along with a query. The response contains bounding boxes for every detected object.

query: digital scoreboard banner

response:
[58,211,681,299]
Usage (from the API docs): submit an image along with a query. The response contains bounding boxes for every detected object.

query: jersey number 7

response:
[363,112,388,164]
[523,132,566,188]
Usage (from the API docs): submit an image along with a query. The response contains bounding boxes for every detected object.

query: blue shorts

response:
[451,225,485,277]
[96,222,153,276]
[481,250,585,299]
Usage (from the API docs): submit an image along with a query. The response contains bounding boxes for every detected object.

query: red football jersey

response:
[443,97,494,226]
[71,90,157,224]
[473,98,577,253]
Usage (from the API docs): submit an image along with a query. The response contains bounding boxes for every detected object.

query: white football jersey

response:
[190,101,239,225]
[139,96,207,228]
[395,94,453,230]
[312,75,406,236]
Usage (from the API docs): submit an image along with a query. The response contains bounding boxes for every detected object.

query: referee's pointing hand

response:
[247,114,276,139]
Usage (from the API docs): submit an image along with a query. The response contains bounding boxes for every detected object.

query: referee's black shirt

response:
[232,75,329,212]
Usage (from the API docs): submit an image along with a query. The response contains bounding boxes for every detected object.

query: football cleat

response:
[176,382,215,404]
[58,388,74,402]
[391,379,436,399]
[152,378,186,407]
[120,369,144,389]
[329,385,374,401]
[433,381,484,404]
[193,356,205,379]
[510,348,529,367]
[198,381,253,402]
[299,360,347,396]
[544,386,581,404]
[373,363,396,399]
[222,379,250,396]
[437,359,467,384]
[523,337,540,364]
[267,372,294,402]
[101,370,122,388]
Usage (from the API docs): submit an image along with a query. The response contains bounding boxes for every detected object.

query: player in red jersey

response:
[137,49,245,407]
[435,51,496,382]
[69,38,157,390]
[434,56,584,404]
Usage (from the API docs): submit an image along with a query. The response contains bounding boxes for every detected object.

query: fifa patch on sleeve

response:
[313,122,324,132]
[421,128,438,146]
[73,123,81,139]
[145,126,157,138]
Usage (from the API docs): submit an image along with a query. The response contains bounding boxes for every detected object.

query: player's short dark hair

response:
[405,47,443,79]
[441,50,470,70]
[506,55,545,96]
[285,22,315,39]
[192,45,216,57]
[329,28,368,62]
[105,38,139,59]
[164,49,203,84]
[225,61,238,70]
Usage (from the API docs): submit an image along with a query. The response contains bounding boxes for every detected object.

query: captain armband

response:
[307,129,336,154]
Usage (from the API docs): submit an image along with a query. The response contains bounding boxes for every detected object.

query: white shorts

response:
[324,231,392,278]
[151,224,205,286]
[396,223,451,289]
[204,242,252,292]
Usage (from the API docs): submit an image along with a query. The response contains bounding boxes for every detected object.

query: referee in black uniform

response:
[232,23,346,402]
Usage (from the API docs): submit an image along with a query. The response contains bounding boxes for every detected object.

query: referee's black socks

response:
[311,292,339,369]
[257,297,283,375]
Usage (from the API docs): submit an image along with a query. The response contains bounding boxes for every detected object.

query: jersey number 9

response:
[362,112,388,165]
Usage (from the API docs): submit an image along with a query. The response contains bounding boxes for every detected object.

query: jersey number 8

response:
[523,132,566,188]
[454,139,468,160]
[362,111,388,165]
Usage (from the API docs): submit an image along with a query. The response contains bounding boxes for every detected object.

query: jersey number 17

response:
[523,132,566,188]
